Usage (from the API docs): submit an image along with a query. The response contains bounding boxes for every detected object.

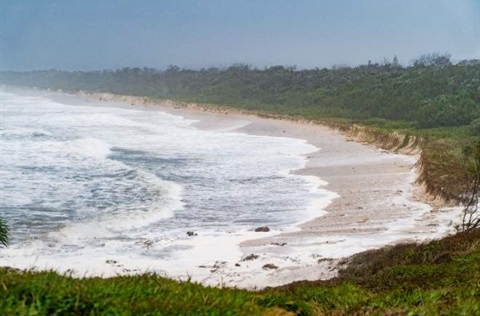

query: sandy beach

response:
[141,101,460,288]
[2,88,463,289]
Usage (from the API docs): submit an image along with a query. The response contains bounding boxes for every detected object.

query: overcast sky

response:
[1,0,479,71]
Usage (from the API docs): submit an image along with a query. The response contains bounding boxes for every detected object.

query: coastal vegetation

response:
[1,55,479,314]
[0,218,8,248]
[2,54,479,131]
[1,229,479,315]
[461,141,480,231]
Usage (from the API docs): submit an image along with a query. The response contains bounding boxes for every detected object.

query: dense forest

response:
[2,54,479,133]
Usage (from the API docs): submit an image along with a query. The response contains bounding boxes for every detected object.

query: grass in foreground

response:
[1,230,480,315]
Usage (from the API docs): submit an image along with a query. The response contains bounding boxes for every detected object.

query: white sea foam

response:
[63,137,112,160]
[0,89,335,281]
[0,127,52,137]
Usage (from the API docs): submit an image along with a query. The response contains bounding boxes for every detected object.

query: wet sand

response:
[142,100,462,288]
[16,88,462,289]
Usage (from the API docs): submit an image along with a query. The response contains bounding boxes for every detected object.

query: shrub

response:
[469,118,480,136]
[0,218,8,247]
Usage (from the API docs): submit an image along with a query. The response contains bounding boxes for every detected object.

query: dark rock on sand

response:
[241,254,259,261]
[262,263,278,270]
[254,226,270,232]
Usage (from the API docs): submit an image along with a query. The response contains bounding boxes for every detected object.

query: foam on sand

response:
[0,88,463,289]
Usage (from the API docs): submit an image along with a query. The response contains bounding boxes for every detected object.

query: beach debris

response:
[105,259,118,264]
[271,242,287,246]
[235,263,241,267]
[254,226,270,232]
[262,263,278,270]
[210,261,226,273]
[241,254,259,261]
[186,231,198,236]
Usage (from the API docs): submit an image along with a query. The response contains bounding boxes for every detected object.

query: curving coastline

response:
[69,90,463,288]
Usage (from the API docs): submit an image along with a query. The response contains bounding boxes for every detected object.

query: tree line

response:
[1,54,479,131]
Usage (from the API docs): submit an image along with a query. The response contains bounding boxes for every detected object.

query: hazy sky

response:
[1,0,479,71]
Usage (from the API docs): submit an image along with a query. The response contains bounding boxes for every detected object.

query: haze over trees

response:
[2,54,479,132]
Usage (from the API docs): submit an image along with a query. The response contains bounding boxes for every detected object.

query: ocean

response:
[0,89,332,277]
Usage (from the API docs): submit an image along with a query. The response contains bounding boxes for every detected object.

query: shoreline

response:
[1,87,463,289]
[72,91,463,287]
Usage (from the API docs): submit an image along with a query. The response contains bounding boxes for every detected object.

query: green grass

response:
[0,271,266,315]
[2,229,480,315]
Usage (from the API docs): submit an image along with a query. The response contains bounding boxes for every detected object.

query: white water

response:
[0,89,335,278]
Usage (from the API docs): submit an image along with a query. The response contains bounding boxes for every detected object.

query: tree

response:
[460,141,480,231]
[415,94,478,128]
[166,65,180,73]
[392,55,400,67]
[413,53,451,67]
[0,218,8,247]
